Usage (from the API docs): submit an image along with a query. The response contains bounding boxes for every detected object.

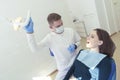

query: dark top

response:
[63,51,116,80]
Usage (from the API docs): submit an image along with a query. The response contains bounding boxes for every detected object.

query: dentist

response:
[24,13,81,80]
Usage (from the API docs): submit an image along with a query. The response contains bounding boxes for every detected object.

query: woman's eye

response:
[91,35,94,38]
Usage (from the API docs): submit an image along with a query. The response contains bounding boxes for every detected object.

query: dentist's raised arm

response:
[24,18,34,33]
[24,18,50,53]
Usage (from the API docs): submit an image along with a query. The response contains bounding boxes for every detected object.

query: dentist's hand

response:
[68,44,77,53]
[24,18,34,33]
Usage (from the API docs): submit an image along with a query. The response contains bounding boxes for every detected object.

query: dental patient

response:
[64,28,116,80]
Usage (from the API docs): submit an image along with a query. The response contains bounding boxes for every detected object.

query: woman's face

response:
[86,30,103,50]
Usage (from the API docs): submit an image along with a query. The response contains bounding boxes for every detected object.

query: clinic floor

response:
[50,32,120,80]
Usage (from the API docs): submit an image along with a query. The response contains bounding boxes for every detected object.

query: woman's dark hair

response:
[94,28,116,57]
[47,13,61,24]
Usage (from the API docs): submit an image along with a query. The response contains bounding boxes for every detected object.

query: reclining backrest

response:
[108,59,116,80]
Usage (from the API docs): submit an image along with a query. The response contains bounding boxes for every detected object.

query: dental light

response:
[10,10,31,31]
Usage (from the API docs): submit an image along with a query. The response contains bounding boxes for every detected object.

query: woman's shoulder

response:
[98,56,115,67]
[102,56,114,62]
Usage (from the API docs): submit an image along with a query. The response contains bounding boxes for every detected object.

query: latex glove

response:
[24,18,34,33]
[49,48,54,56]
[68,44,77,53]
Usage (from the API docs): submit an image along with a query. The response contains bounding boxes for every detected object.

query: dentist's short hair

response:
[47,13,61,24]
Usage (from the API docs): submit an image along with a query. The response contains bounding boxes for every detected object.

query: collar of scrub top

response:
[77,49,107,69]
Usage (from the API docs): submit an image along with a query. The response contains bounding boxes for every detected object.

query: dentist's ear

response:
[49,26,55,32]
[98,41,103,45]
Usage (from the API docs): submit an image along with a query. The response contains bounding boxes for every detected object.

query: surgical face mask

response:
[55,26,64,34]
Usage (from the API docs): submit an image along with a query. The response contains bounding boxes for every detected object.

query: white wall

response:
[0,0,74,80]
[105,0,117,34]
[112,0,120,31]
[65,0,100,35]
[66,0,119,35]
[95,0,110,31]
[95,0,118,34]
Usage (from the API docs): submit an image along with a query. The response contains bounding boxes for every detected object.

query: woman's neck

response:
[90,47,99,53]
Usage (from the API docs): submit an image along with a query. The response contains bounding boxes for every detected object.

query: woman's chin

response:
[86,44,91,48]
